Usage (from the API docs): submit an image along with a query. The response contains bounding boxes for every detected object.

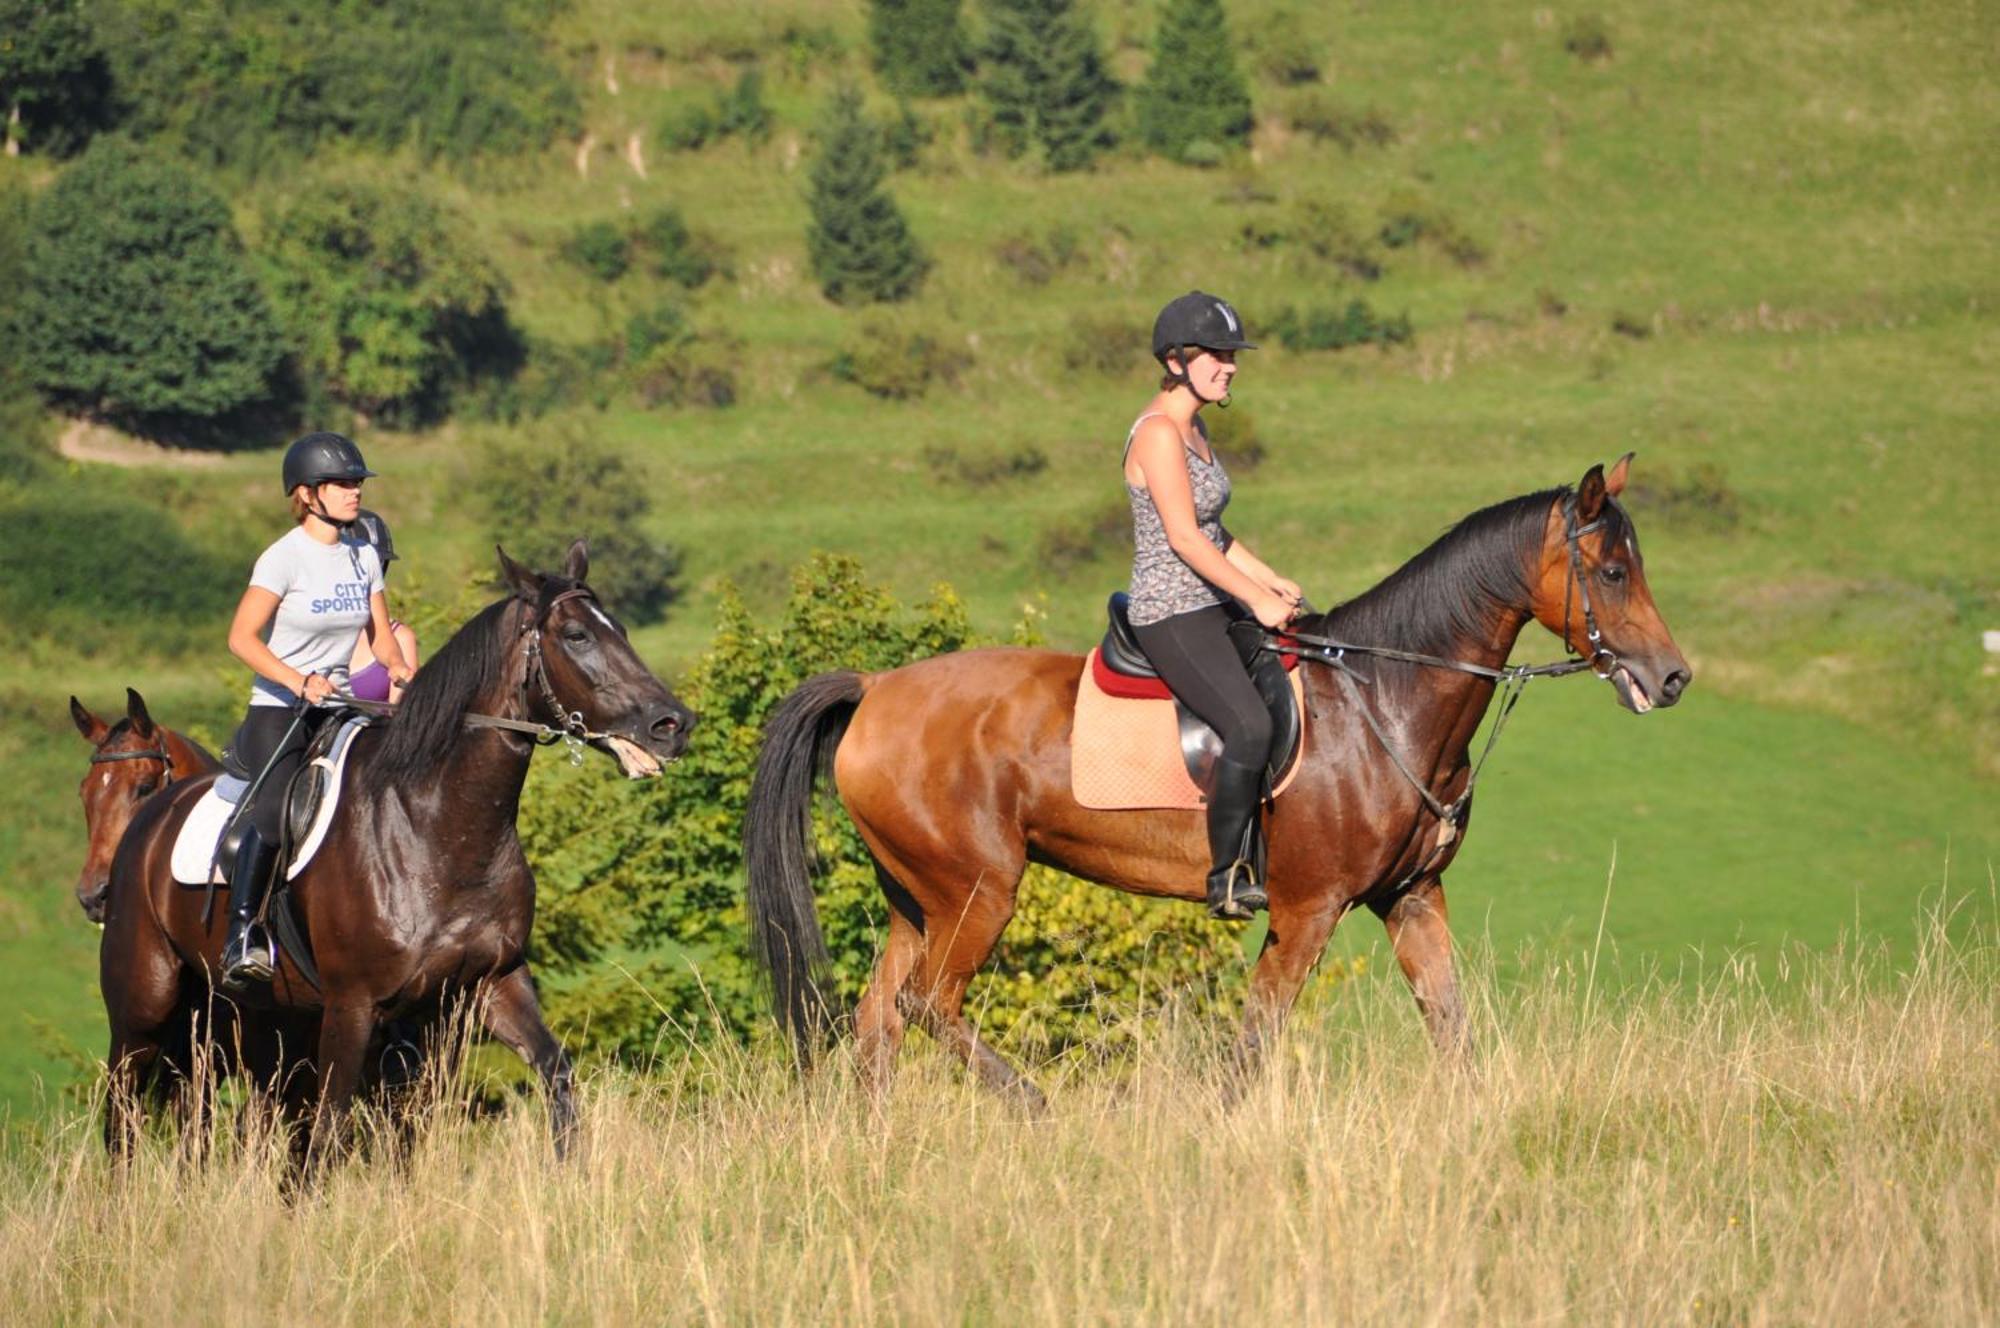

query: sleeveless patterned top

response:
[1124,412,1233,626]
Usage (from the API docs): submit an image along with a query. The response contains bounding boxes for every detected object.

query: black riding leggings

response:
[227,705,329,842]
[1131,604,1273,770]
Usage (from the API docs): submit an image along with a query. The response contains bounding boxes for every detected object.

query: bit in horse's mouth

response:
[1612,667,1654,715]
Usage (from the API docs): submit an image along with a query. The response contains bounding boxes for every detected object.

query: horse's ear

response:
[1576,463,1609,523]
[70,697,108,745]
[1605,451,1635,498]
[562,538,589,585]
[125,688,156,739]
[496,545,541,602]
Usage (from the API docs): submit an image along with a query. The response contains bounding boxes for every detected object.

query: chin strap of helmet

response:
[1162,345,1232,409]
[302,484,359,530]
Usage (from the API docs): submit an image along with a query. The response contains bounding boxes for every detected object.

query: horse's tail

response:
[743,669,866,1064]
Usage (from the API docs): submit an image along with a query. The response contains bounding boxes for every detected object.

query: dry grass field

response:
[4,899,1993,1325]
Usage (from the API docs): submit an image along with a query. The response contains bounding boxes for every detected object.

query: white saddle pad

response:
[170,716,371,886]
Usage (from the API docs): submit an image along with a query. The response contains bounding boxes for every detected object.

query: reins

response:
[1254,498,1620,882]
[335,584,611,767]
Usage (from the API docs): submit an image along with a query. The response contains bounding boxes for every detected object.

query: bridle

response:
[89,743,175,785]
[1258,493,1626,881]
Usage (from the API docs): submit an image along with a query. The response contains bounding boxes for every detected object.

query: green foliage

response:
[93,0,578,172]
[0,180,46,483]
[14,138,281,433]
[994,225,1083,284]
[1135,0,1255,163]
[0,0,113,157]
[1060,309,1150,376]
[261,178,512,425]
[1378,190,1487,266]
[636,206,724,289]
[979,0,1119,172]
[1564,14,1614,63]
[473,427,683,625]
[806,86,929,305]
[1288,199,1384,280]
[829,314,970,398]
[1266,300,1413,351]
[1284,93,1396,150]
[1246,8,1321,86]
[520,554,1241,1062]
[867,0,968,98]
[562,220,631,283]
[657,67,774,155]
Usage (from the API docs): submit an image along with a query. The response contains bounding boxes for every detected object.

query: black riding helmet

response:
[353,509,396,565]
[1151,290,1257,368]
[281,431,377,495]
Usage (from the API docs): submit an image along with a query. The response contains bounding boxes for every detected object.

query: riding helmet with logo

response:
[353,509,397,564]
[1151,290,1257,366]
[280,431,377,495]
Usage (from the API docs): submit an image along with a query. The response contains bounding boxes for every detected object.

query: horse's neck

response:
[430,682,540,829]
[1321,607,1534,776]
[167,730,219,776]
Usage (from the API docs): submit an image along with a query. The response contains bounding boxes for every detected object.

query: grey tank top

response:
[1124,412,1233,627]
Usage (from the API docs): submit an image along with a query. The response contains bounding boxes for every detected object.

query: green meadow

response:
[0,0,1993,1121]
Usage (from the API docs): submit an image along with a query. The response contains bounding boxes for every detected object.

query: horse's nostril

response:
[1662,669,1689,700]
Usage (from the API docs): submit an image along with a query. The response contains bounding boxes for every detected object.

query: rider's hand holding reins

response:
[300,673,335,705]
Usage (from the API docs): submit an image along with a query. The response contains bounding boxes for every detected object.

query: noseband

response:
[90,745,174,784]
[1560,496,1621,680]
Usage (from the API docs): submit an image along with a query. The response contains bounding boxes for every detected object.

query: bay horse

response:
[70,689,218,925]
[99,542,694,1157]
[745,457,1692,1106]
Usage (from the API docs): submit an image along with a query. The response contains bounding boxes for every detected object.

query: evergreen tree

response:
[1134,0,1254,162]
[15,139,282,430]
[0,0,114,157]
[980,0,1118,172]
[868,0,968,98]
[806,87,929,305]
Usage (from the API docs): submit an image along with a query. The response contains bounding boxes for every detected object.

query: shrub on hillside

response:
[516,553,1243,1061]
[1379,191,1487,267]
[1291,199,1384,280]
[1038,500,1130,571]
[13,139,282,435]
[829,315,970,399]
[1246,8,1322,86]
[1266,300,1414,352]
[1135,0,1254,163]
[637,207,728,288]
[1286,94,1397,150]
[262,178,513,425]
[994,225,1082,285]
[473,429,683,625]
[1564,14,1614,63]
[1061,310,1149,377]
[924,441,1048,488]
[806,86,929,305]
[562,221,631,283]
[658,66,775,154]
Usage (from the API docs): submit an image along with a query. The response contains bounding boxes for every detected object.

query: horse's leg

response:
[310,1000,379,1166]
[1373,878,1469,1060]
[103,1028,161,1158]
[1230,892,1346,1086]
[898,871,1047,1114]
[854,905,924,1105]
[478,964,578,1157]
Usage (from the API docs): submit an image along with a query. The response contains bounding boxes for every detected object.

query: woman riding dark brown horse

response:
[100,542,694,1156]
[745,456,1691,1107]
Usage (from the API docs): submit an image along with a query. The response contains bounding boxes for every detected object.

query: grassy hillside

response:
[0,0,1993,1117]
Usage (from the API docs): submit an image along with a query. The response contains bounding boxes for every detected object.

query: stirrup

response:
[1207,859,1266,921]
[220,922,277,989]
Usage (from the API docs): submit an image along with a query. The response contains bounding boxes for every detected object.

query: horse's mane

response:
[1302,485,1627,658]
[372,595,518,783]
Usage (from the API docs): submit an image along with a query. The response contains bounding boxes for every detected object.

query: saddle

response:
[175,712,371,888]
[1071,595,1306,812]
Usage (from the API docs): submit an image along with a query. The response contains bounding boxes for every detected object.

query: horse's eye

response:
[1600,564,1627,585]
[136,781,158,797]
[564,628,592,645]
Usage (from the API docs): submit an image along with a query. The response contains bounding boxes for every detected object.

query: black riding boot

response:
[219,826,280,989]
[1204,755,1269,921]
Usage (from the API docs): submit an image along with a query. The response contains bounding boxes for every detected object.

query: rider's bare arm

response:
[1128,421,1291,626]
[228,586,330,702]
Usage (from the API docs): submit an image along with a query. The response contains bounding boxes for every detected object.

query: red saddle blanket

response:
[1070,649,1307,811]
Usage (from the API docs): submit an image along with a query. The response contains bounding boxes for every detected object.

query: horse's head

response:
[498,541,697,777]
[1530,454,1693,713]
[70,689,173,924]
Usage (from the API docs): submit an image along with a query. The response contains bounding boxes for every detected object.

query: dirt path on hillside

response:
[56,419,225,468]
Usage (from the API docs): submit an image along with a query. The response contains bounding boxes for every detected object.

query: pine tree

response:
[980,0,1118,172]
[806,87,929,305]
[868,0,968,98]
[0,0,113,158]
[1134,0,1254,163]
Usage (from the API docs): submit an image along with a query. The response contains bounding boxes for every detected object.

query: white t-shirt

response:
[247,526,385,707]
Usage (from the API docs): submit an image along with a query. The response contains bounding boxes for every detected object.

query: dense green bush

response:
[262,178,513,425]
[993,225,1082,284]
[517,554,1243,1062]
[979,0,1119,172]
[0,0,114,157]
[94,0,577,171]
[562,221,631,283]
[868,0,969,98]
[636,207,726,289]
[14,138,282,434]
[1266,300,1414,351]
[1135,0,1254,163]
[473,428,683,625]
[1378,191,1487,266]
[806,86,929,305]
[829,315,970,399]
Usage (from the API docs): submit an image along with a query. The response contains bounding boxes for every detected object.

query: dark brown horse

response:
[100,542,694,1156]
[70,689,218,925]
[745,457,1692,1105]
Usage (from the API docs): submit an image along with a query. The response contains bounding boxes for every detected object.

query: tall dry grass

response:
[3,904,1995,1326]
